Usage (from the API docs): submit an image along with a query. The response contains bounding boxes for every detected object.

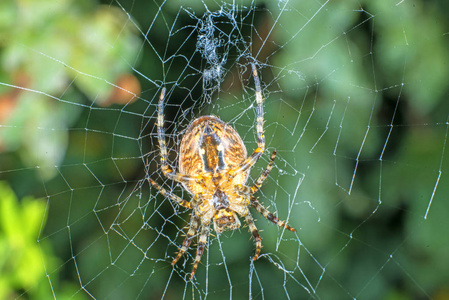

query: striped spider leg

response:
[150,63,295,280]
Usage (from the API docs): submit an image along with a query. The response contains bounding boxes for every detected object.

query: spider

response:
[149,63,296,280]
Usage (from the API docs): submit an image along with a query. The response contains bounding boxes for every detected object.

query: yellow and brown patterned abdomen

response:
[179,115,248,194]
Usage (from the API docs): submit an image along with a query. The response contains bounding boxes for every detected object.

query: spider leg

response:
[190,224,210,280]
[251,62,265,153]
[172,212,199,265]
[156,87,197,184]
[244,212,262,260]
[251,195,296,232]
[149,178,192,209]
[250,150,276,194]
[229,63,265,177]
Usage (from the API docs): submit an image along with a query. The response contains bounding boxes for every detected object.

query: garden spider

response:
[149,63,296,280]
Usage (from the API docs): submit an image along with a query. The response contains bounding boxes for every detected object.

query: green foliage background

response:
[0,0,448,299]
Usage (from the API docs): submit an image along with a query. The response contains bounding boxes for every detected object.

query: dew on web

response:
[0,1,448,299]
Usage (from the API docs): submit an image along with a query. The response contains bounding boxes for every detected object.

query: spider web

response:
[1,0,448,299]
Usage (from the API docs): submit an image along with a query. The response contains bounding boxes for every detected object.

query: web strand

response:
[0,1,447,299]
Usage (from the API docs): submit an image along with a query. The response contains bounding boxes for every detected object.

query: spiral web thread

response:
[0,0,447,299]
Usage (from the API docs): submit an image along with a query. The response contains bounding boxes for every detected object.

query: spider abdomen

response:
[179,115,249,195]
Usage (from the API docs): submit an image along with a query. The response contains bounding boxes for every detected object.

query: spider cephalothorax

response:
[149,63,296,280]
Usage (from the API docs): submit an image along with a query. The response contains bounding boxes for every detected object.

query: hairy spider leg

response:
[233,149,275,197]
[190,225,210,280]
[229,63,265,178]
[148,178,192,209]
[250,150,277,194]
[252,62,265,152]
[157,87,197,184]
[250,195,296,232]
[172,212,200,265]
[244,213,262,260]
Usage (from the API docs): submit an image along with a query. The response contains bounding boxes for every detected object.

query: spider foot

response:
[190,264,199,280]
[171,252,183,266]
[252,249,261,261]
[284,223,296,232]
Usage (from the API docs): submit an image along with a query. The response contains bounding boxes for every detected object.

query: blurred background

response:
[0,0,448,299]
